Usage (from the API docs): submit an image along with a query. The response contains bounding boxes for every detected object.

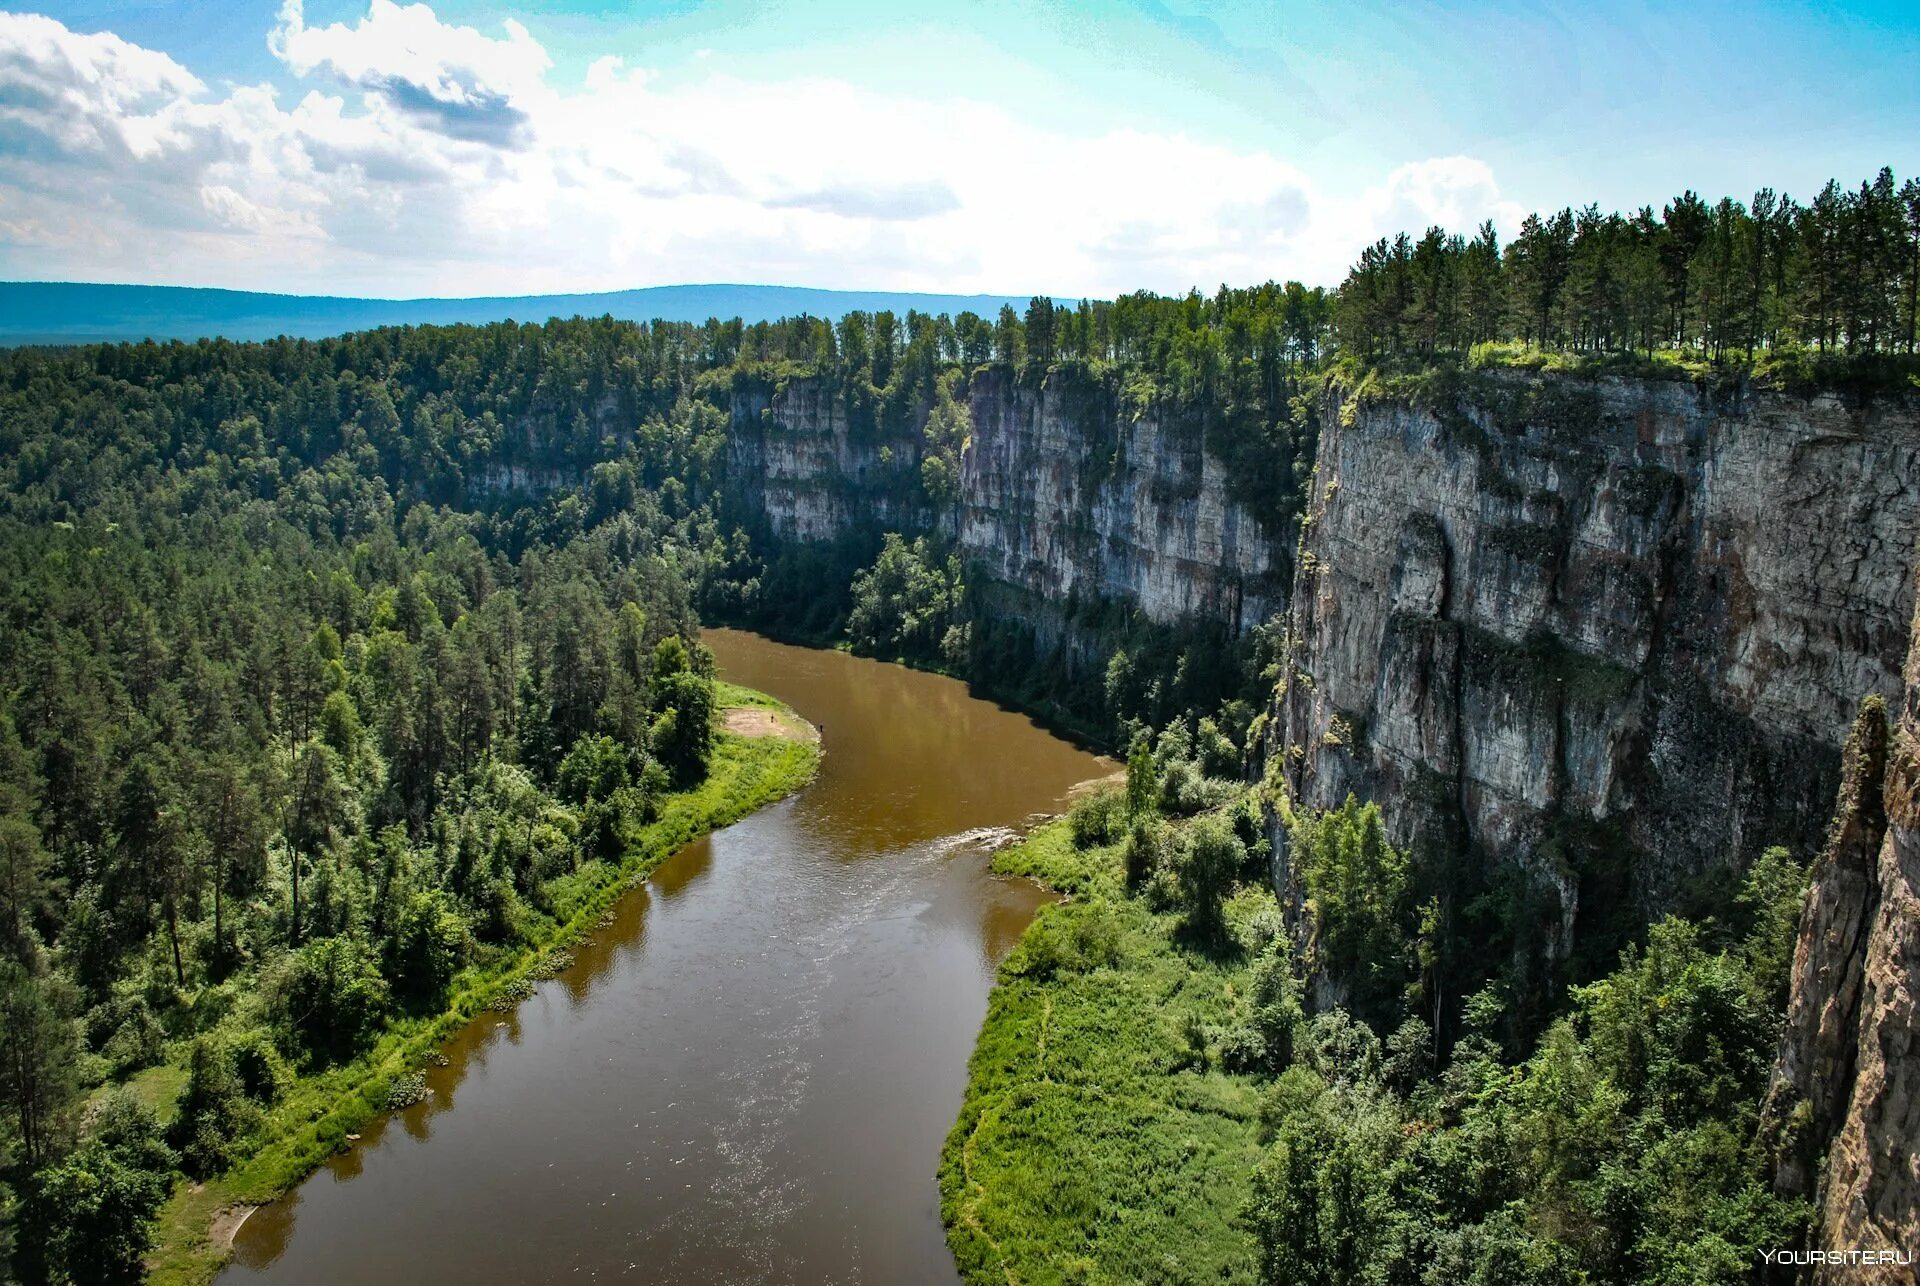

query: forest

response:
[1,165,1915,1282]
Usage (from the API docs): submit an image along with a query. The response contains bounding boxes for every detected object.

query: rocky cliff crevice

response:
[1268,373,1920,927]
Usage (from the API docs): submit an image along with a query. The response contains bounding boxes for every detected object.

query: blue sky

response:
[4,0,1916,297]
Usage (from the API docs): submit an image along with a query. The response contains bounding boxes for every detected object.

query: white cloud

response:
[1363,156,1527,242]
[269,0,549,145]
[0,5,1529,298]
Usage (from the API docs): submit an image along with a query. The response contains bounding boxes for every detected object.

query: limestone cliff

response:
[1818,667,1920,1275]
[726,368,1287,650]
[726,359,1920,1264]
[955,367,1284,643]
[724,378,931,541]
[1762,697,1889,1206]
[1268,372,1920,930]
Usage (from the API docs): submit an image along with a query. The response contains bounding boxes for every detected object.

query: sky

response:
[1,0,1916,299]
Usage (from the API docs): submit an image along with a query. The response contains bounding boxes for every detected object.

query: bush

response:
[1195,716,1239,779]
[1068,784,1127,849]
[1123,817,1169,890]
[86,994,167,1076]
[1231,939,1304,1074]
[557,733,629,805]
[1007,903,1123,980]
[225,1029,289,1104]
[21,1140,170,1283]
[269,935,390,1063]
[1157,758,1237,817]
[390,889,469,1006]
[170,1040,264,1178]
[1174,813,1245,936]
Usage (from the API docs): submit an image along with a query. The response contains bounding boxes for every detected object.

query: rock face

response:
[1269,373,1920,920]
[729,361,1920,1261]
[956,367,1284,642]
[1820,693,1920,1276]
[1762,697,1888,1206]
[726,369,1287,648]
[1764,608,1920,1278]
[724,379,931,542]
[1822,641,1920,1272]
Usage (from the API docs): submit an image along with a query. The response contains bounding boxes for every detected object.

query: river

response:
[223,629,1112,1284]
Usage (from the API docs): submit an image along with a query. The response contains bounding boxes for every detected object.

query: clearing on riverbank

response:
[717,679,821,742]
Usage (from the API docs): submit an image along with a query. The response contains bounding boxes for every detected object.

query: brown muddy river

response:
[224,629,1111,1284]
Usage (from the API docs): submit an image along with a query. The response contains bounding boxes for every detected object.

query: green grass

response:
[119,1063,192,1130]
[145,695,818,1285]
[941,819,1267,1285]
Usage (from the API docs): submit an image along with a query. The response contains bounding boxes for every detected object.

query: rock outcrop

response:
[1269,372,1920,923]
[724,378,931,542]
[1762,697,1889,1205]
[728,360,1920,1268]
[1764,593,1920,1279]
[955,366,1284,644]
[1819,691,1920,1275]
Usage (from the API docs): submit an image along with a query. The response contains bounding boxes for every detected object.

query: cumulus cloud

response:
[269,0,548,146]
[0,4,1529,297]
[0,11,206,162]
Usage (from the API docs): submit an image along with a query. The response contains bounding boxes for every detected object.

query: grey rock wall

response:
[1269,373,1920,915]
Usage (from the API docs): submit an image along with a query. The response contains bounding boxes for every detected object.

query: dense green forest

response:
[1,166,1913,1281]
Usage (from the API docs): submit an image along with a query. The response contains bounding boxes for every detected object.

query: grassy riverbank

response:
[144,696,817,1285]
[941,819,1268,1284]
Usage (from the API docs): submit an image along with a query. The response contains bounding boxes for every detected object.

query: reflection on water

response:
[224,630,1111,1285]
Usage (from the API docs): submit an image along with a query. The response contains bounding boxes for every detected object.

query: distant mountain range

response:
[0,281,1062,347]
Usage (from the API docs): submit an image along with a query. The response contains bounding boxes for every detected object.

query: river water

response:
[224,629,1111,1284]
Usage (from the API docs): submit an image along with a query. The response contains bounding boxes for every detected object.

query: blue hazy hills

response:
[0,281,1058,346]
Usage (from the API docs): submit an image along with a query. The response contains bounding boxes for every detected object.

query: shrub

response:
[1068,784,1128,849]
[1195,716,1240,779]
[225,1029,289,1104]
[170,1040,263,1178]
[390,889,469,1006]
[557,733,629,805]
[1008,903,1123,980]
[86,994,167,1076]
[1123,816,1169,890]
[1174,813,1245,935]
[1157,757,1237,817]
[20,1141,170,1284]
[269,935,390,1063]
